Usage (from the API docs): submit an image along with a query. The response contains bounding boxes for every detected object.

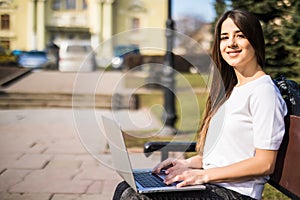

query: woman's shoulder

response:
[249,76,287,111]
[252,75,276,92]
[235,75,276,94]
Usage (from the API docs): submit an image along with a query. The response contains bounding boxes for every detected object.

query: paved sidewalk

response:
[1,70,124,95]
[0,71,186,199]
[0,108,163,200]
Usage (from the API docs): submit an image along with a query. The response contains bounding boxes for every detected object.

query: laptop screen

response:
[101,116,137,191]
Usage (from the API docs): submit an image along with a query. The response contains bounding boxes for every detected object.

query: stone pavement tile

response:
[0,154,22,169]
[45,156,82,170]
[0,192,52,200]
[10,154,52,169]
[24,142,48,154]
[51,194,80,200]
[101,179,121,198]
[9,169,91,194]
[85,180,103,194]
[0,132,35,154]
[75,154,100,167]
[44,138,87,154]
[76,165,118,181]
[0,169,32,192]
[51,194,105,200]
[81,194,112,200]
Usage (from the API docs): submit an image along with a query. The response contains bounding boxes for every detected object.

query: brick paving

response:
[0,108,163,200]
[0,70,165,200]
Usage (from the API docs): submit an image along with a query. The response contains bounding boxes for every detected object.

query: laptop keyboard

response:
[134,172,167,188]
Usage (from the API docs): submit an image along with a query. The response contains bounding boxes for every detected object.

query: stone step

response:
[0,92,138,109]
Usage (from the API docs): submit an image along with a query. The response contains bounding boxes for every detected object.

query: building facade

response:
[0,0,168,52]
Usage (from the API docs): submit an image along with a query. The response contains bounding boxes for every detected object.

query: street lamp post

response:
[161,0,177,135]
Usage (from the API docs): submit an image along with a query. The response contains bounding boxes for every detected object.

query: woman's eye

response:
[237,34,245,38]
[220,36,228,40]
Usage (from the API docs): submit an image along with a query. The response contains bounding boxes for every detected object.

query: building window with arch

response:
[1,14,10,30]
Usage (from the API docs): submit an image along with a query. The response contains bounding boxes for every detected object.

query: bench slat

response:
[269,115,300,199]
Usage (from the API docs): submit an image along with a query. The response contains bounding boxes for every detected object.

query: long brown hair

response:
[196,10,265,154]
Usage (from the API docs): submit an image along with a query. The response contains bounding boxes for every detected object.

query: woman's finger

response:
[152,158,174,173]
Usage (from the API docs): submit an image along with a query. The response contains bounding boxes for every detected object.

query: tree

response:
[211,0,227,32]
[210,0,227,51]
[214,0,227,19]
[230,0,300,78]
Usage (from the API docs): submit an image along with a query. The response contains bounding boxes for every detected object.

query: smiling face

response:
[220,18,257,71]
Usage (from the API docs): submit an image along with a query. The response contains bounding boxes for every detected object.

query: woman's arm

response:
[164,148,278,187]
[203,149,277,183]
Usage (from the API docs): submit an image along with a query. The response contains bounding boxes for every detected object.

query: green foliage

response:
[211,0,228,36]
[214,0,227,19]
[213,0,300,78]
[262,184,291,200]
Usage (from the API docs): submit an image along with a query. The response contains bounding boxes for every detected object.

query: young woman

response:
[113,10,287,200]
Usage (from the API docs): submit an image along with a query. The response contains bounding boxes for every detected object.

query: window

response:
[52,0,86,11]
[66,0,76,10]
[131,17,140,29]
[82,0,87,10]
[1,14,10,30]
[0,40,10,49]
[67,34,75,40]
[52,0,61,10]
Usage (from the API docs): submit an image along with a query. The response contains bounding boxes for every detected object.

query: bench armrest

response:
[144,141,196,161]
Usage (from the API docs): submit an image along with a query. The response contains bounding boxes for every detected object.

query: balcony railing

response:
[47,12,88,28]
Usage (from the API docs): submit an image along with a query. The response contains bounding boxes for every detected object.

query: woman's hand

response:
[152,155,205,187]
[152,154,203,174]
[164,168,208,187]
[153,158,206,187]
[152,158,189,174]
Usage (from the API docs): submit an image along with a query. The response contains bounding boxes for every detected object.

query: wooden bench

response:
[144,115,300,199]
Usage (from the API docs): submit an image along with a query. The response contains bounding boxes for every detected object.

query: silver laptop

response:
[101,116,206,193]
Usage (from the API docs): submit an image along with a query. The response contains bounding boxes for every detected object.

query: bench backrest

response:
[269,76,300,199]
[269,115,300,199]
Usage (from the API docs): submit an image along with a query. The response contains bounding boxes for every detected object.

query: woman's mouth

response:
[227,50,242,57]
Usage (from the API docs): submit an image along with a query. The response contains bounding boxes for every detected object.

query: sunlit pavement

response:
[0,71,163,200]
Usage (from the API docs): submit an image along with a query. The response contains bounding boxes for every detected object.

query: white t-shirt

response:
[202,75,287,200]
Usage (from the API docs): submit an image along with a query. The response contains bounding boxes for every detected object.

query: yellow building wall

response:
[2,0,168,54]
[15,0,41,51]
[113,0,168,55]
[14,0,29,50]
[0,0,29,51]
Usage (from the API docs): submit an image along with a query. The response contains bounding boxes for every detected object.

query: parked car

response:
[18,50,55,69]
[58,41,96,72]
[111,44,140,70]
[0,46,18,66]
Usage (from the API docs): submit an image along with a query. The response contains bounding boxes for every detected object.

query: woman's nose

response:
[228,37,237,48]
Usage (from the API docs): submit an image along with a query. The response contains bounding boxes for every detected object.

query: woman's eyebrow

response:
[220,30,242,35]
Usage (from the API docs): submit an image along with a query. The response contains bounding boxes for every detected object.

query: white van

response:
[58,41,96,72]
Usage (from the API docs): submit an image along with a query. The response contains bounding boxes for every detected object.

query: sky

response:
[172,0,216,22]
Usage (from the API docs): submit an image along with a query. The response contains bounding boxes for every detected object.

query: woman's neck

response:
[234,65,266,87]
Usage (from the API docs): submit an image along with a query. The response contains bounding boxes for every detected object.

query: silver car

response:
[58,41,96,72]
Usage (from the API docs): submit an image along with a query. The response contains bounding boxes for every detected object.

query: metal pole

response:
[161,0,177,135]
